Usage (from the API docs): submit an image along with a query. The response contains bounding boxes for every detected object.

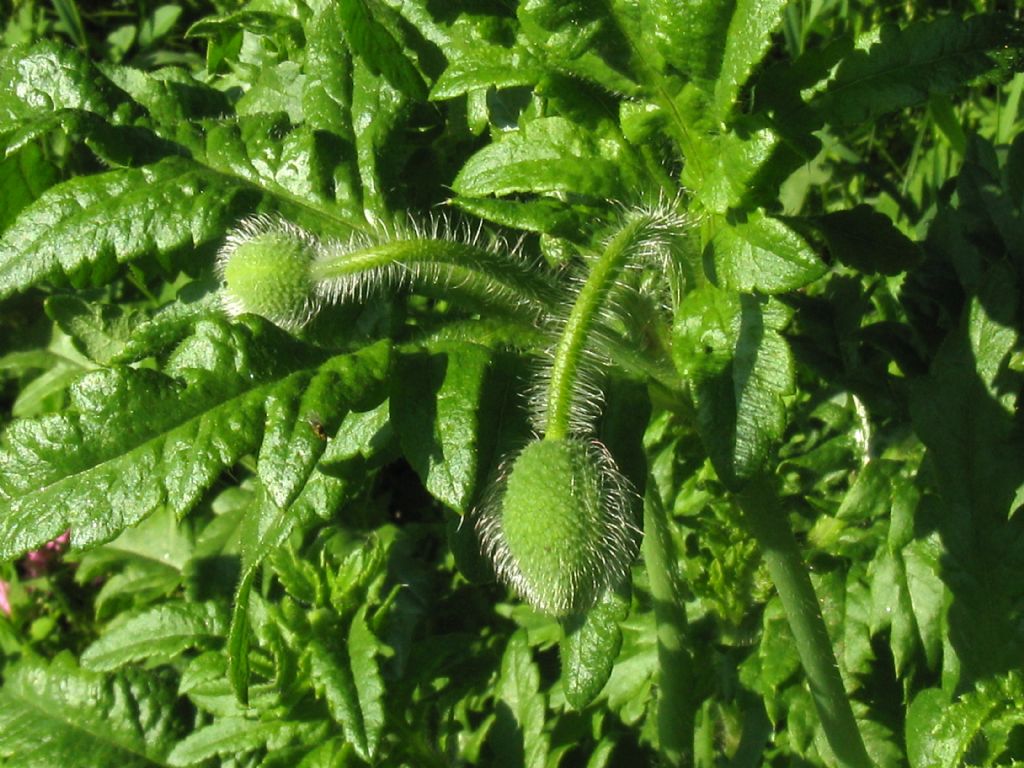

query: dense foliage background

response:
[0,0,1022,766]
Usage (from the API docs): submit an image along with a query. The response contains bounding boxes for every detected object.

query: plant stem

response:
[544,217,649,440]
[737,477,872,768]
[643,488,694,768]
[310,236,558,319]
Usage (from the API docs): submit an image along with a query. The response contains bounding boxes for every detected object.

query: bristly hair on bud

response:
[474,437,641,617]
[216,212,558,330]
[216,214,322,331]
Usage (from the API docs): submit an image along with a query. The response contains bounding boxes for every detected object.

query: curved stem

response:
[543,217,649,440]
[737,477,872,768]
[309,237,559,319]
[642,487,694,767]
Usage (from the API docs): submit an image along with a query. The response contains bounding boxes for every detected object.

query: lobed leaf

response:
[811,15,1022,128]
[0,653,183,767]
[0,156,260,300]
[390,342,494,513]
[0,41,135,133]
[81,601,228,672]
[492,630,548,768]
[707,212,826,294]
[673,287,795,489]
[0,319,390,561]
[453,116,629,201]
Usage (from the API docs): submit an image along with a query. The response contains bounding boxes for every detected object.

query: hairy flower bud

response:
[216,215,321,331]
[476,437,640,616]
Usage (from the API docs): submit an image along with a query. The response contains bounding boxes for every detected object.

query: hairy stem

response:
[543,216,651,439]
[737,477,872,768]
[643,488,694,767]
[310,236,557,319]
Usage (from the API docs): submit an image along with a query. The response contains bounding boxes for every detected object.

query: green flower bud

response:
[216,215,321,331]
[476,437,639,616]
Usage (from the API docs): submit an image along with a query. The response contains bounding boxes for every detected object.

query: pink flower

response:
[0,580,10,616]
[21,530,71,579]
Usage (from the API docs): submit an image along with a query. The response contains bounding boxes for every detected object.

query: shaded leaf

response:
[673,287,795,489]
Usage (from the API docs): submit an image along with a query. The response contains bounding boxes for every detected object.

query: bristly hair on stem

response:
[215,212,560,330]
[533,202,689,440]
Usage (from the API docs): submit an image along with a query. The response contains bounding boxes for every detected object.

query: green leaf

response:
[431,43,542,100]
[0,142,60,232]
[811,15,1022,128]
[302,5,356,137]
[390,342,493,513]
[0,320,390,561]
[909,267,1024,684]
[338,0,427,101]
[906,674,1024,768]
[492,630,548,768]
[693,129,781,215]
[351,61,407,217]
[81,601,228,672]
[673,287,795,489]
[200,115,363,229]
[711,0,787,121]
[46,295,148,365]
[810,206,921,275]
[561,585,630,709]
[347,606,386,758]
[166,717,293,767]
[0,653,182,767]
[517,0,636,95]
[307,609,385,763]
[0,41,135,132]
[453,116,628,201]
[0,156,260,300]
[649,0,731,84]
[103,64,231,126]
[707,213,826,293]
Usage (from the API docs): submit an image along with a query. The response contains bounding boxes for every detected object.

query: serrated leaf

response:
[0,41,135,132]
[390,342,493,513]
[453,116,627,201]
[306,611,384,764]
[302,5,356,137]
[0,653,182,767]
[351,61,407,217]
[492,630,548,768]
[649,0,731,84]
[673,287,794,489]
[909,267,1023,683]
[561,585,629,709]
[347,606,386,758]
[0,142,60,231]
[906,675,1024,768]
[46,295,148,365]
[811,15,1021,128]
[430,44,542,99]
[694,129,781,215]
[707,213,826,293]
[166,717,292,767]
[103,64,232,126]
[200,115,363,230]
[0,156,260,300]
[712,0,787,121]
[0,320,390,560]
[81,601,228,671]
[338,0,427,101]
[517,0,636,95]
